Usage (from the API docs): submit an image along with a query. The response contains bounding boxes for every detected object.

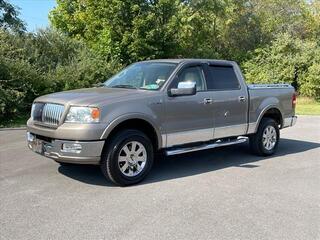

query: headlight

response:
[65,107,100,123]
[31,103,35,119]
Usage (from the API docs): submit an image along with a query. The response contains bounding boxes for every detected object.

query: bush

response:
[300,63,320,99]
[0,58,49,122]
[242,33,320,98]
[47,53,121,91]
[0,29,122,124]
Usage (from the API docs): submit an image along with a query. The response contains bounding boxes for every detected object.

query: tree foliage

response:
[242,33,319,91]
[49,0,317,64]
[0,29,120,123]
[0,0,25,32]
[0,0,319,124]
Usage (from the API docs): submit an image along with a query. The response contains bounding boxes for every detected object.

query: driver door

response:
[163,64,214,147]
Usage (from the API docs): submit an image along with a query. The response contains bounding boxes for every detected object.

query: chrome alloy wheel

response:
[118,141,147,177]
[262,126,277,151]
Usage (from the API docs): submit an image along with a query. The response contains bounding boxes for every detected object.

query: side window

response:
[206,65,240,90]
[171,66,205,91]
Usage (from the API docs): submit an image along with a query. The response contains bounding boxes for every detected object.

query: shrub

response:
[0,29,122,124]
[300,63,320,99]
[242,33,320,98]
[0,58,49,122]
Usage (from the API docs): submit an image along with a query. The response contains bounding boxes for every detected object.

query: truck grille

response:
[32,103,65,126]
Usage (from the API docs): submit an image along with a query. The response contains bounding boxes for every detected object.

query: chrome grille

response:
[42,103,65,125]
[32,103,64,126]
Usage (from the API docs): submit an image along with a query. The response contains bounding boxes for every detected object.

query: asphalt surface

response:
[1,116,320,240]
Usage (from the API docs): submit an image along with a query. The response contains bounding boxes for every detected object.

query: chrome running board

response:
[165,137,248,156]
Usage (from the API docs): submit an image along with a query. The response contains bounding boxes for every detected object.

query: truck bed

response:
[247,83,295,133]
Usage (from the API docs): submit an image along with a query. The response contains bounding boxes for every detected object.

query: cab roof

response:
[140,58,237,65]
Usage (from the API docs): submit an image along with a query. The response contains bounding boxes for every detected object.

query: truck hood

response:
[35,87,150,106]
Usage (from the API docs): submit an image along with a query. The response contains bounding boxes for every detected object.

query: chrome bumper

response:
[282,116,297,128]
[27,132,104,164]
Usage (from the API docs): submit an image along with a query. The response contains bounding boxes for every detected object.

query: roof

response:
[140,58,236,65]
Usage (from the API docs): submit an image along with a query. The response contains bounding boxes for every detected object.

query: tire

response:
[100,129,154,186]
[249,118,280,156]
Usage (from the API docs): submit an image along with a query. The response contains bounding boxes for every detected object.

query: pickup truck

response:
[27,59,297,186]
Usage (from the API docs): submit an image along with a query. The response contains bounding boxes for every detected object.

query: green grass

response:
[296,97,320,116]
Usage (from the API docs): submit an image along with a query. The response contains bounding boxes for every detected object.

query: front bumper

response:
[282,116,297,128]
[27,132,104,164]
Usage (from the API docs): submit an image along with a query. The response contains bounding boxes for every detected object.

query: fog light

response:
[61,143,82,153]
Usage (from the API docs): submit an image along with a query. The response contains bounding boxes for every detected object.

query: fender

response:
[99,113,164,149]
[253,105,283,133]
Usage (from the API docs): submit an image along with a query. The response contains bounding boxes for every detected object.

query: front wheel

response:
[100,129,154,186]
[249,118,280,156]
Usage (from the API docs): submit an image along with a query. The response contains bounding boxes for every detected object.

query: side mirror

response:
[168,81,196,97]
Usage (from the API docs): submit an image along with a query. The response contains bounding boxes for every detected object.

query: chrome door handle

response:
[239,96,246,102]
[201,98,213,105]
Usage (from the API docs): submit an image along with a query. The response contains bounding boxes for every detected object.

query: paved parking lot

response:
[0,116,319,240]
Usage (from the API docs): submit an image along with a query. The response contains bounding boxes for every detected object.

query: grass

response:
[296,96,320,116]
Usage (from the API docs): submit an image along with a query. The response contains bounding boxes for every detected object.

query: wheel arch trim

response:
[99,113,163,149]
[248,105,283,134]
[255,105,283,132]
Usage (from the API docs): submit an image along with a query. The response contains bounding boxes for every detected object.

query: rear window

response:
[206,65,240,90]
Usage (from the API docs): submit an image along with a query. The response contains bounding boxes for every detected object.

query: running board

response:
[165,137,248,156]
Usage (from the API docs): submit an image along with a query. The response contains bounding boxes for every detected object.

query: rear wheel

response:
[100,129,154,186]
[250,118,280,156]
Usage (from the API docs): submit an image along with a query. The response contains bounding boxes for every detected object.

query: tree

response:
[1,0,320,125]
[249,0,310,40]
[0,28,120,123]
[306,0,320,39]
[242,33,320,98]
[52,0,301,63]
[50,0,187,64]
[0,0,25,32]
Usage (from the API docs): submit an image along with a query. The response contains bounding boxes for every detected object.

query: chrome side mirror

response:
[168,81,196,97]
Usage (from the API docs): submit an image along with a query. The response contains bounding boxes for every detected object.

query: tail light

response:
[292,93,297,108]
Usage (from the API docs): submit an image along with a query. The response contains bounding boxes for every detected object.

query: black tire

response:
[100,129,154,186]
[249,118,280,156]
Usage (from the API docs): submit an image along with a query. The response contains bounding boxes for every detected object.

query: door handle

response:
[201,98,213,105]
[238,96,246,102]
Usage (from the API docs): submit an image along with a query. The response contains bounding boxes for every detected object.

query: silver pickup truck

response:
[27,59,297,186]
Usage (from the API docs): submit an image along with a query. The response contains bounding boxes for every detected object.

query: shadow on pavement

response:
[58,138,320,187]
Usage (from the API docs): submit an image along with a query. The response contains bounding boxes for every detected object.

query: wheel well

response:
[106,119,159,150]
[262,108,282,126]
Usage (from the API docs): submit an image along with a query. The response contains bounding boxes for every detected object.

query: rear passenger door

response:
[204,63,248,139]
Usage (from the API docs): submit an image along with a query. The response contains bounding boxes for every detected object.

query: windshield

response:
[103,62,177,90]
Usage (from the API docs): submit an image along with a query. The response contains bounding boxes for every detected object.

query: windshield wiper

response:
[110,84,138,89]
